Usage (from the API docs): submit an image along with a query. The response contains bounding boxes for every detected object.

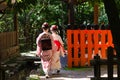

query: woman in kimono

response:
[50,25,65,74]
[36,22,56,78]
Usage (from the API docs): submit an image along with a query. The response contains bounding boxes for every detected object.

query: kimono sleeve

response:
[58,35,65,57]
[36,35,42,56]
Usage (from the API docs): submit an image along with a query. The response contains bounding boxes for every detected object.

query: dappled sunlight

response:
[20,51,37,56]
[28,68,93,80]
[39,75,91,80]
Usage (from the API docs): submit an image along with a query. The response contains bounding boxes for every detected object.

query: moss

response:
[28,77,39,80]
[28,75,40,80]
[64,67,92,71]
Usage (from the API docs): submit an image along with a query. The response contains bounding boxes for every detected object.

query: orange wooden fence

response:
[67,30,114,68]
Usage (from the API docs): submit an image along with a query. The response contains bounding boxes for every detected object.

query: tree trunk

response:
[103,1,120,77]
[14,13,19,45]
[103,0,120,57]
[68,0,75,29]
[94,3,99,25]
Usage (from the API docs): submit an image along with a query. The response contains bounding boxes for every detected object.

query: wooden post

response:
[13,13,19,45]
[0,51,1,80]
[117,61,120,79]
[94,2,99,25]
[68,0,74,29]
[107,46,114,80]
[117,55,120,79]
[94,54,100,79]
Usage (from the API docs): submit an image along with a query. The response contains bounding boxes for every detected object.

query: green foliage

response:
[18,0,67,29]
[75,2,94,25]
[98,2,108,24]
[77,0,102,6]
[0,14,14,32]
[17,0,68,52]
[115,0,120,16]
[6,0,37,14]
[1,0,120,52]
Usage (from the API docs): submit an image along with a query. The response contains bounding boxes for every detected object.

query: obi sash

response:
[54,40,61,51]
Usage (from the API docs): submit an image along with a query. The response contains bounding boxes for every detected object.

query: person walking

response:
[36,22,56,78]
[50,25,65,75]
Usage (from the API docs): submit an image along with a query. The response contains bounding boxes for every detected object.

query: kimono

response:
[51,33,65,71]
[36,32,56,75]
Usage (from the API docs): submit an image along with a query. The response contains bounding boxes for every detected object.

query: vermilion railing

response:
[67,30,114,68]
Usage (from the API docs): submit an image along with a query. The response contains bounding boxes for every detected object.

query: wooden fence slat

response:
[73,30,80,67]
[101,30,107,58]
[0,31,18,61]
[80,30,86,66]
[87,31,93,66]
[94,30,99,56]
[67,30,73,68]
[107,30,114,47]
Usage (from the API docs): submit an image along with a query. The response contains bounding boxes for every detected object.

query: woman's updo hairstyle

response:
[50,25,58,31]
[42,22,49,30]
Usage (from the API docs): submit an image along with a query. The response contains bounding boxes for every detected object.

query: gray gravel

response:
[29,65,118,80]
[39,67,93,80]
[26,51,117,80]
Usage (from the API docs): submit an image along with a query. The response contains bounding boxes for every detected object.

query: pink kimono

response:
[36,32,56,75]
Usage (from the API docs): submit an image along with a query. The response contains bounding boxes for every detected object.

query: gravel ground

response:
[28,54,93,80]
[28,65,118,80]
[39,67,93,80]
[24,51,117,80]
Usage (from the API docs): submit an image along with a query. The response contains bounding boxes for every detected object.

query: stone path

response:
[29,65,118,80]
[39,67,93,80]
[21,51,118,80]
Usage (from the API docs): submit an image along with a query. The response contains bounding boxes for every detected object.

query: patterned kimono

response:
[51,33,65,71]
[36,32,56,75]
